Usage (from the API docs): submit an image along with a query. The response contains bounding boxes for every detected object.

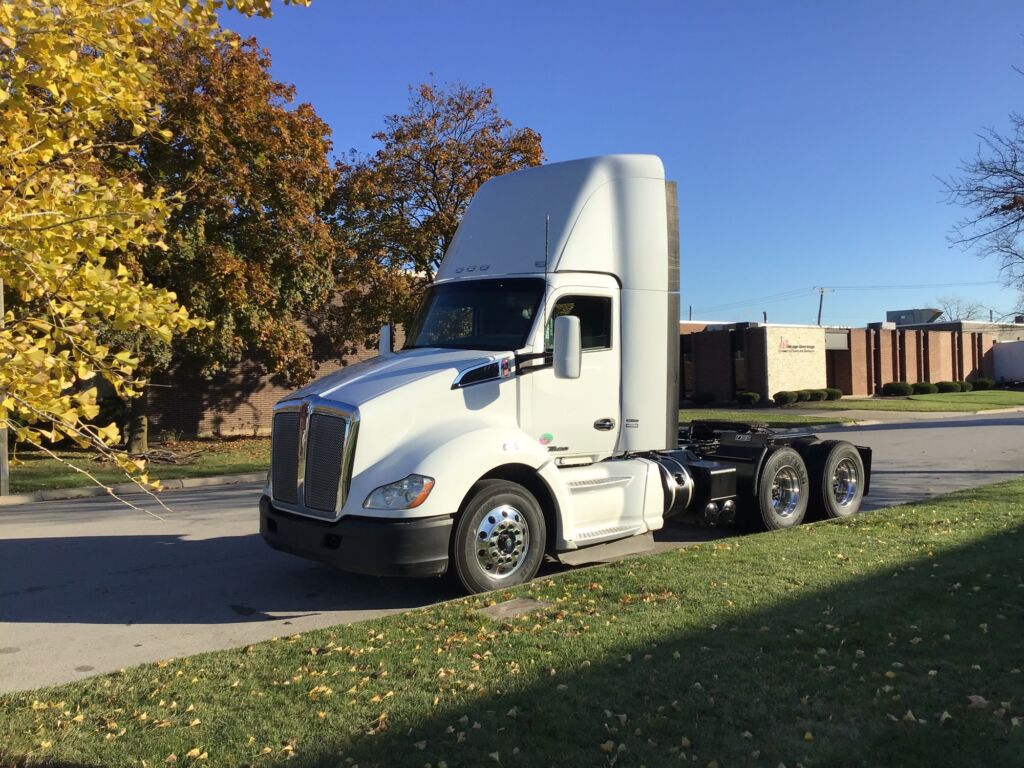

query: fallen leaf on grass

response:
[967,695,989,709]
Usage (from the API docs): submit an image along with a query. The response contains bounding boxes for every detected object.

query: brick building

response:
[680,319,1023,401]
[147,343,382,438]
[142,316,1021,439]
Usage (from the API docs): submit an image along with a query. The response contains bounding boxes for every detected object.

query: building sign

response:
[778,337,817,353]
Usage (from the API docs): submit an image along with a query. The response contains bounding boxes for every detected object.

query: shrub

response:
[795,390,812,402]
[773,390,798,406]
[805,389,828,401]
[824,388,843,401]
[972,377,994,391]
[935,381,960,393]
[691,391,716,405]
[912,381,938,395]
[881,381,913,396]
[735,391,761,406]
[959,380,973,392]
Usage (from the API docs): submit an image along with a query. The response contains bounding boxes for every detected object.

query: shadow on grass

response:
[282,524,1024,768]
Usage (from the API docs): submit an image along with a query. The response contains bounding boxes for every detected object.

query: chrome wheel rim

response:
[475,505,530,579]
[770,466,801,517]
[832,457,859,507]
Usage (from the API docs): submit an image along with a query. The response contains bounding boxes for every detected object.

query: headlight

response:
[363,474,435,510]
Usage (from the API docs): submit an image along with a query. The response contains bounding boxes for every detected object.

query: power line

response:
[823,280,1001,292]
[689,279,1005,316]
[693,288,814,315]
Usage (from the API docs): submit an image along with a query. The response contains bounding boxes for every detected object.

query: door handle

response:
[593,418,616,431]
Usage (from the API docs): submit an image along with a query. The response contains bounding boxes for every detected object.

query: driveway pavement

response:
[1,411,1022,693]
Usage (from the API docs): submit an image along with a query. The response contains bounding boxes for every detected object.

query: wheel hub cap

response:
[475,505,529,579]
[832,457,859,507]
[770,465,801,517]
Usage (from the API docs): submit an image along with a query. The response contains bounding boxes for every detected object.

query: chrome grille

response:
[271,412,300,504]
[303,413,348,516]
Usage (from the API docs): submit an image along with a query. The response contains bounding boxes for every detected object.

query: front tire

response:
[452,480,546,594]
[754,446,810,530]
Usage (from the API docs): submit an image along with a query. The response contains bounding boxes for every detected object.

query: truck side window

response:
[544,295,612,351]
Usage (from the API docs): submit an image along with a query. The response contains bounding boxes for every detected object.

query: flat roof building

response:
[680,316,1024,401]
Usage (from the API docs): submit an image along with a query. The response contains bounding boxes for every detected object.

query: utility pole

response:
[762,310,767,324]
[688,305,692,321]
[814,287,834,326]
[1,278,8,496]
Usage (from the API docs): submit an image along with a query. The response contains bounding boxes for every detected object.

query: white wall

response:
[992,339,1024,381]
[764,326,827,396]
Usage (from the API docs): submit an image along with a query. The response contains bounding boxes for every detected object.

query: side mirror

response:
[379,324,394,357]
[553,315,581,379]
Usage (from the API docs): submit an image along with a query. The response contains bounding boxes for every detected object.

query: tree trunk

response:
[127,389,149,455]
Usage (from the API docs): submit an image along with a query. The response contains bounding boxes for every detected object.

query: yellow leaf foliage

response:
[0,0,309,487]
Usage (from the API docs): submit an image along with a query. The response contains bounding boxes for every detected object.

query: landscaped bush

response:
[773,390,798,406]
[692,391,716,405]
[804,389,828,401]
[959,380,973,392]
[881,381,913,396]
[972,377,994,391]
[795,390,812,402]
[735,391,761,406]
[912,382,938,395]
[936,381,960,393]
[824,388,843,400]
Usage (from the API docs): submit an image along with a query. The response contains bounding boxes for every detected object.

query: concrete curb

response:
[0,471,265,508]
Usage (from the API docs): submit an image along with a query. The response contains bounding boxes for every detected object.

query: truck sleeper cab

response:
[260,155,871,593]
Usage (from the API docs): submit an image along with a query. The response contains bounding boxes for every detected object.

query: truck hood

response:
[282,348,506,407]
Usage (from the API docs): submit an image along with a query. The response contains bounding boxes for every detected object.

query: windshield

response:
[404,278,545,351]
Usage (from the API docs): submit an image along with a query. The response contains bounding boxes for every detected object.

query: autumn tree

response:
[323,82,544,353]
[0,0,307,494]
[946,112,1024,311]
[103,32,336,451]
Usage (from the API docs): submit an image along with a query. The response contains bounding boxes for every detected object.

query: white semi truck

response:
[260,155,871,593]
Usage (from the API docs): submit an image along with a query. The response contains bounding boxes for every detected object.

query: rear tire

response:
[451,480,546,594]
[806,440,865,519]
[754,446,809,530]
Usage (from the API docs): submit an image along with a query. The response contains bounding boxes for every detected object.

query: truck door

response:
[523,288,620,461]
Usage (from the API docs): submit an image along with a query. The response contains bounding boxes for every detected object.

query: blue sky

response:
[230,1,1024,326]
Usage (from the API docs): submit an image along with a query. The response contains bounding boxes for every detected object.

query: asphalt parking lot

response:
[1,411,1022,693]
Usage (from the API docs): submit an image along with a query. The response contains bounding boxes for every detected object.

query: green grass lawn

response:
[799,389,1024,413]
[3,480,1022,767]
[680,408,853,427]
[7,438,269,494]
